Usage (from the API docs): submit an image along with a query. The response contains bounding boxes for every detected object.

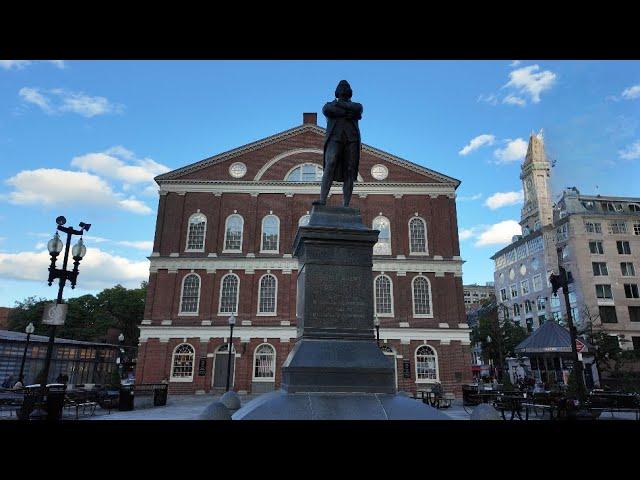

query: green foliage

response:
[566,369,587,400]
[7,282,147,347]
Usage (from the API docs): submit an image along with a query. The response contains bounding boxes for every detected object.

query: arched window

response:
[179,273,201,315]
[171,343,195,381]
[412,276,432,317]
[219,274,239,314]
[261,215,280,252]
[374,274,393,316]
[253,344,276,381]
[373,216,391,255]
[185,213,206,251]
[409,217,427,254]
[223,215,243,252]
[298,214,311,227]
[285,163,323,182]
[415,345,438,382]
[258,274,277,315]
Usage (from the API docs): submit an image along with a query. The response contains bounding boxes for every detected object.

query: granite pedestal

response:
[232,205,447,420]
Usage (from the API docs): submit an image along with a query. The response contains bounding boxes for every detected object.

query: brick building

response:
[135,113,472,396]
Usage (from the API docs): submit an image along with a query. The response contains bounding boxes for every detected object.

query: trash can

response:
[119,385,135,411]
[153,385,168,407]
[18,384,43,420]
[45,383,67,421]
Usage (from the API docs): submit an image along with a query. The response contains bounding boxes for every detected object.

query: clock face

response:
[229,162,247,178]
[526,178,533,190]
[371,164,388,181]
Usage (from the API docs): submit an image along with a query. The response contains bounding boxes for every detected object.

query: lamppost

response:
[42,216,90,385]
[486,333,504,383]
[374,315,380,347]
[226,314,236,392]
[549,265,586,400]
[18,322,35,384]
[118,333,125,382]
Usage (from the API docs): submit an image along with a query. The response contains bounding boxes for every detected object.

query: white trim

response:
[254,148,324,181]
[408,216,429,255]
[374,273,394,317]
[212,345,236,388]
[139,326,472,343]
[184,212,207,252]
[415,344,439,383]
[257,273,278,316]
[170,343,195,382]
[283,162,324,182]
[259,215,280,253]
[373,216,392,256]
[222,214,244,253]
[251,343,276,382]
[218,273,240,315]
[178,273,201,316]
[411,275,434,318]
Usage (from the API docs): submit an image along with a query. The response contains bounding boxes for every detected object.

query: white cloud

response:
[71,151,169,184]
[503,94,526,106]
[0,247,149,290]
[477,93,498,106]
[117,241,154,251]
[619,140,640,160]
[48,60,65,69]
[5,168,152,215]
[457,193,482,202]
[475,220,522,247]
[503,64,556,104]
[0,60,31,70]
[18,87,122,117]
[510,60,521,67]
[621,84,640,100]
[19,87,53,113]
[493,138,528,163]
[458,134,495,156]
[459,228,476,241]
[484,190,524,209]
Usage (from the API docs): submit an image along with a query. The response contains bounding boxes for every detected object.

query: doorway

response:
[212,344,236,389]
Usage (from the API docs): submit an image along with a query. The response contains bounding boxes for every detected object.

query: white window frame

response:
[218,273,240,316]
[252,343,276,382]
[170,343,195,382]
[185,212,207,252]
[373,216,392,256]
[223,214,244,253]
[621,262,636,277]
[257,273,278,316]
[260,215,280,253]
[415,344,439,383]
[374,274,394,317]
[178,273,201,316]
[532,274,542,292]
[284,163,324,182]
[510,283,518,299]
[412,275,433,318]
[408,217,428,255]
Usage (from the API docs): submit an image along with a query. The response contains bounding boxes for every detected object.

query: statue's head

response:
[335,80,352,100]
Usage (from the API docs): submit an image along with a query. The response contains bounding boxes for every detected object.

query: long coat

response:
[322,100,363,183]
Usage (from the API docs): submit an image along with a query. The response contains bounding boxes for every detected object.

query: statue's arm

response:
[323,101,348,118]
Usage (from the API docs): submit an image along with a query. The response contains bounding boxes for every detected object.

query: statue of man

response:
[313,80,363,207]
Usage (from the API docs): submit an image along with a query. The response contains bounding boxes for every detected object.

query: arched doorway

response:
[380,345,398,390]
[212,343,236,390]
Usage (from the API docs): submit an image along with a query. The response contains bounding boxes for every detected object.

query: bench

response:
[521,402,556,420]
[64,390,98,419]
[588,407,640,420]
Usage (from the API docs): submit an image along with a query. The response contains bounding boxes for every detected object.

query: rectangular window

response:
[500,288,508,302]
[556,224,569,242]
[599,306,618,323]
[595,284,613,299]
[510,284,518,298]
[592,262,608,276]
[624,284,640,299]
[532,274,542,292]
[551,294,560,308]
[633,337,640,351]
[506,250,516,264]
[526,317,534,333]
[584,221,602,234]
[569,291,577,304]
[629,306,640,322]
[552,311,562,322]
[520,280,530,296]
[513,303,521,317]
[621,262,636,276]
[571,307,579,323]
[601,202,616,212]
[524,301,533,314]
[609,222,627,234]
[617,241,631,255]
[537,297,546,310]
[517,244,528,260]
[634,223,640,236]
[589,241,604,254]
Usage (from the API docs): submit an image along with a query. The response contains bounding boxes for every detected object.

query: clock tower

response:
[520,130,553,234]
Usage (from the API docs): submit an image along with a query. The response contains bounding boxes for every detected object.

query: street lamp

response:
[118,333,125,381]
[18,322,35,384]
[41,216,90,386]
[373,315,380,347]
[226,314,236,392]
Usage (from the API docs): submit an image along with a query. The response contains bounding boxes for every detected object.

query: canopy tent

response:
[515,319,591,354]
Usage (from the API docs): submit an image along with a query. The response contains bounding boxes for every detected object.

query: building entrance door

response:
[380,345,398,390]
[213,344,235,389]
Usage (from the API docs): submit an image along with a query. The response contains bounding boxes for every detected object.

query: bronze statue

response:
[313,80,363,207]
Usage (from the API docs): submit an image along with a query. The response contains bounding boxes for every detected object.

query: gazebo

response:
[514,320,599,389]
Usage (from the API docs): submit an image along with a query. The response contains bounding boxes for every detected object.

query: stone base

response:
[232,390,450,420]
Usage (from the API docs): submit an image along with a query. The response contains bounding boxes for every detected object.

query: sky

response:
[0,60,639,307]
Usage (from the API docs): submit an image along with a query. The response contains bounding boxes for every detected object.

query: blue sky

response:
[0,60,639,307]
